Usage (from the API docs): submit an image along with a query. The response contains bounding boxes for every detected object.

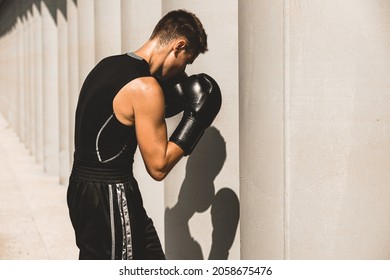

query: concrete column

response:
[16,8,25,142]
[0,2,18,124]
[239,0,285,259]
[0,22,4,116]
[0,16,7,117]
[58,0,70,184]
[27,8,36,155]
[21,2,31,151]
[32,2,44,165]
[120,0,165,250]
[41,0,59,177]
[10,10,18,127]
[0,37,4,116]
[240,0,390,260]
[0,28,5,116]
[94,0,121,61]
[11,6,18,127]
[77,0,95,84]
[67,0,79,167]
[162,0,240,260]
[22,8,30,147]
[22,5,30,150]
[287,0,390,259]
[120,0,161,51]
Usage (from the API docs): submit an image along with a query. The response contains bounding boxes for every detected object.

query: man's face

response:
[160,46,195,80]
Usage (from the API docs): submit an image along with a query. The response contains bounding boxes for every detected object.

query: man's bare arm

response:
[114,76,184,181]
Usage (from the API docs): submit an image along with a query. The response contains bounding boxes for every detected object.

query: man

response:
[67,9,221,260]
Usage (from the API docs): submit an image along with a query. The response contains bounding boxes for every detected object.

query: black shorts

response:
[67,162,165,260]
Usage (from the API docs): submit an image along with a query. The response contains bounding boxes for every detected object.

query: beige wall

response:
[287,0,390,259]
[162,0,240,260]
[1,0,390,260]
[239,0,285,259]
[239,0,390,259]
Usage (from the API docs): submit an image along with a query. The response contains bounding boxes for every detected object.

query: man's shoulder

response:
[124,76,161,96]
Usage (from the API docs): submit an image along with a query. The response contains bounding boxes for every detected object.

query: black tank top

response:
[74,53,151,169]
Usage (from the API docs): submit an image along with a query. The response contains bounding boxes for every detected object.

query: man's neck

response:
[134,39,168,75]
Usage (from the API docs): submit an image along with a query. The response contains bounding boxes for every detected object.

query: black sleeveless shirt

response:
[74,54,151,169]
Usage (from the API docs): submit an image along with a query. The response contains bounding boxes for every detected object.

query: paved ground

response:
[0,115,78,259]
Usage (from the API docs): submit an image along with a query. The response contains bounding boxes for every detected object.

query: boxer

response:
[67,9,221,260]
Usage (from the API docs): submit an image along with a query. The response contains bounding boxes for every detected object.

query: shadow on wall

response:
[165,127,240,260]
[0,0,76,38]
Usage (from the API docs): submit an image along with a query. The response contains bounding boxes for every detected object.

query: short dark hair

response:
[150,10,208,57]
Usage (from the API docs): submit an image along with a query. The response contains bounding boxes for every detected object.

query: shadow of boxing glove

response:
[158,72,188,118]
[169,73,222,155]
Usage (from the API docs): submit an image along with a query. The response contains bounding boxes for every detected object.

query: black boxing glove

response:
[169,73,222,155]
[158,72,188,118]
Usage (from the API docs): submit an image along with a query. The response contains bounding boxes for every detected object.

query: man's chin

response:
[155,71,183,81]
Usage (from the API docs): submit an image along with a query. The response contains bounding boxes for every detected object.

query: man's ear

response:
[174,39,187,57]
